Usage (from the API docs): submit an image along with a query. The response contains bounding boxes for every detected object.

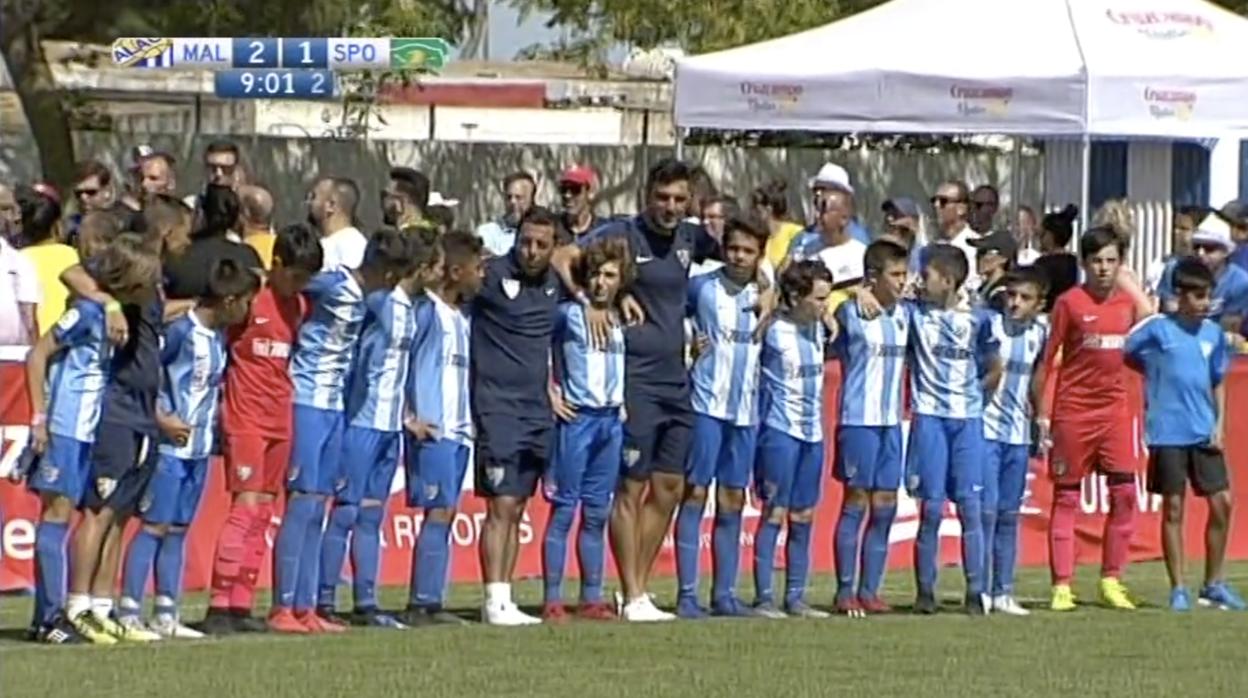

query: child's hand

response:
[404,416,440,441]
[550,385,576,423]
[1036,418,1053,454]
[157,413,191,447]
[693,332,711,357]
[30,423,49,455]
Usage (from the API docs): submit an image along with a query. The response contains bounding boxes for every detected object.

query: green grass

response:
[3,562,1246,698]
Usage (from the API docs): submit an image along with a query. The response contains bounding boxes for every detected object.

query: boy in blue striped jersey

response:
[119,259,259,637]
[831,240,910,616]
[269,229,414,633]
[676,214,767,618]
[403,231,482,626]
[317,235,435,628]
[981,267,1049,616]
[905,245,1003,615]
[753,260,834,619]
[23,235,162,644]
[541,235,630,621]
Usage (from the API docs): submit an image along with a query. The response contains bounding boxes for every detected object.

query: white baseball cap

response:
[428,191,459,208]
[808,163,854,195]
[1192,214,1234,250]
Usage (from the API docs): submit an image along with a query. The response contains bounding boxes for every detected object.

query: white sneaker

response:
[992,594,1031,616]
[482,601,542,626]
[113,615,163,642]
[149,614,206,639]
[621,596,675,622]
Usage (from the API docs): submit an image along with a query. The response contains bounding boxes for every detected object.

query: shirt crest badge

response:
[236,465,252,481]
[96,477,116,499]
[485,466,505,487]
[502,279,521,299]
[676,249,690,269]
[424,482,440,501]
[139,491,152,514]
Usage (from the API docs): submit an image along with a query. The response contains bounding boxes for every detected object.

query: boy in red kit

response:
[201,224,324,634]
[1038,226,1152,612]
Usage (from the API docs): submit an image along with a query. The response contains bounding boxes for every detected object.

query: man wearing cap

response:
[383,167,431,231]
[971,231,1018,311]
[1157,215,1248,334]
[784,163,871,262]
[1218,200,1248,273]
[555,165,604,245]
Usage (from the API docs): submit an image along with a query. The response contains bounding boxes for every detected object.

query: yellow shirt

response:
[764,222,804,269]
[20,242,79,336]
[244,231,276,269]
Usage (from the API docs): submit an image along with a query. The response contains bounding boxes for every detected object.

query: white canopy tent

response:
[673,0,1248,139]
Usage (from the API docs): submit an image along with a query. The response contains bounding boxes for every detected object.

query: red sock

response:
[1049,488,1079,585]
[1102,481,1137,579]
[230,502,275,610]
[209,504,257,609]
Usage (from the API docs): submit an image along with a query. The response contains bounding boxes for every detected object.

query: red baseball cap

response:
[559,164,596,188]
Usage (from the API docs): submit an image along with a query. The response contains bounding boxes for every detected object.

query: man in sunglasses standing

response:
[928,180,981,292]
[554,165,604,245]
[969,185,1000,235]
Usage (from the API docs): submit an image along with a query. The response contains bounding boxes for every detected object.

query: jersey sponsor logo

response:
[1082,334,1125,349]
[501,279,520,299]
[55,309,80,331]
[251,338,291,358]
[255,317,270,325]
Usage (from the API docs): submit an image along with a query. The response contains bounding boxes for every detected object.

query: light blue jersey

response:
[760,315,825,442]
[908,302,998,419]
[291,268,366,411]
[345,287,415,432]
[983,314,1049,445]
[554,303,624,409]
[833,301,908,426]
[157,312,227,459]
[688,270,761,426]
[45,301,111,442]
[408,292,473,445]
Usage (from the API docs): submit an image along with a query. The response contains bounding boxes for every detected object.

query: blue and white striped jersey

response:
[907,302,999,419]
[46,301,111,442]
[345,287,415,432]
[760,315,826,442]
[983,314,1049,445]
[833,301,908,427]
[688,270,761,426]
[158,312,227,459]
[408,292,473,445]
[554,303,624,409]
[291,268,366,411]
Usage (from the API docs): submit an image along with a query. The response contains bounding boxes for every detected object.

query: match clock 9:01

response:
[214,70,336,99]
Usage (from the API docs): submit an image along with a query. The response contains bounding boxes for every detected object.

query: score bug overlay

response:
[113,37,451,72]
[214,70,337,100]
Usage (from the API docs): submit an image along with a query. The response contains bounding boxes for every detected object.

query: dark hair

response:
[200,184,240,237]
[362,228,417,278]
[389,167,430,210]
[439,230,483,269]
[407,226,442,270]
[1078,225,1126,261]
[779,259,834,307]
[971,185,999,204]
[926,244,970,289]
[519,205,559,232]
[701,194,740,219]
[203,140,240,160]
[94,233,162,295]
[864,239,910,277]
[502,171,536,190]
[645,157,695,193]
[16,185,62,244]
[273,222,324,274]
[1176,205,1208,224]
[751,179,790,218]
[1042,204,1079,247]
[142,194,193,244]
[1004,265,1049,296]
[74,160,112,187]
[426,205,456,231]
[1172,256,1216,293]
[203,258,260,301]
[579,234,636,291]
[724,213,769,248]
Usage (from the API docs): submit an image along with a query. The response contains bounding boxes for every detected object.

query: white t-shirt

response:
[816,238,867,286]
[321,226,367,270]
[0,237,39,346]
[1017,247,1040,266]
[945,226,981,292]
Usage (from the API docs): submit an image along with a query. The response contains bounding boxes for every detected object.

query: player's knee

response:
[1161,495,1185,524]
[788,508,815,524]
[919,502,944,526]
[425,507,456,524]
[486,497,524,524]
[683,484,709,507]
[142,522,169,537]
[360,497,383,508]
[844,488,870,509]
[765,505,788,524]
[716,486,745,513]
[651,472,684,499]
[1208,490,1233,523]
[168,525,188,535]
[582,504,610,530]
[39,495,74,523]
[868,490,896,508]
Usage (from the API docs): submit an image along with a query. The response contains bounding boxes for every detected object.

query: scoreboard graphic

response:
[111,37,452,100]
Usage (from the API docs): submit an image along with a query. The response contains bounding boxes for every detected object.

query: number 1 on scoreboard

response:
[279,38,329,69]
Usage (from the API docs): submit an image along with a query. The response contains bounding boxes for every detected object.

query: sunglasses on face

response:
[75,188,100,198]
[971,200,997,209]
[1194,243,1224,254]
[559,185,585,196]
[930,196,962,207]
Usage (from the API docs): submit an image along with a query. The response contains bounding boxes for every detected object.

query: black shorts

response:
[1147,445,1228,497]
[622,391,693,482]
[80,423,158,515]
[475,415,551,499]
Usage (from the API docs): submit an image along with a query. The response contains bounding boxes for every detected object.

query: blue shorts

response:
[28,435,94,505]
[337,426,401,505]
[906,415,985,501]
[984,440,1031,514]
[754,427,824,511]
[835,424,903,492]
[475,414,551,499]
[623,391,693,482]
[139,454,209,526]
[548,408,624,508]
[407,438,470,510]
[82,422,157,514]
[289,404,345,496]
[687,414,756,490]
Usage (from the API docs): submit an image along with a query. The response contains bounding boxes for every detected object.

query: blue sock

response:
[33,521,69,626]
[833,502,866,600]
[272,494,316,609]
[957,496,986,596]
[153,529,187,616]
[542,504,576,604]
[915,500,944,596]
[294,496,327,611]
[576,504,609,604]
[119,528,161,617]
[317,504,358,609]
[994,509,1020,595]
[412,517,450,608]
[784,520,812,607]
[674,500,705,601]
[860,503,896,600]
[981,505,999,596]
[752,516,781,605]
[351,505,385,610]
[710,506,743,605]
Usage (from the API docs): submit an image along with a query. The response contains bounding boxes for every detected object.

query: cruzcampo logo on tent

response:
[950,85,1012,117]
[1144,87,1197,121]
[739,81,804,113]
[1105,10,1215,40]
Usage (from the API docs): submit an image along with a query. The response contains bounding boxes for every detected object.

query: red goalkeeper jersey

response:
[1043,285,1136,422]
[221,287,305,439]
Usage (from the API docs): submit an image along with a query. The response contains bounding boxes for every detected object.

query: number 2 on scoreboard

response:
[248,40,265,65]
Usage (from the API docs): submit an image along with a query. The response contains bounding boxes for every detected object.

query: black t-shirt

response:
[163,235,263,300]
[1033,252,1079,312]
[99,298,163,433]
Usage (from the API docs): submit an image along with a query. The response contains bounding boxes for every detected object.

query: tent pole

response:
[1079,133,1092,237]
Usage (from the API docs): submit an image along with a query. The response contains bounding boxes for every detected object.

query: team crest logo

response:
[502,279,521,299]
[139,492,153,513]
[906,473,921,494]
[760,481,778,501]
[423,482,439,501]
[56,309,80,331]
[236,465,252,481]
[623,448,641,469]
[841,458,857,479]
[96,477,116,499]
[288,467,300,482]
[1050,457,1067,477]
[485,466,505,487]
[37,464,59,483]
[334,478,347,492]
[676,249,690,269]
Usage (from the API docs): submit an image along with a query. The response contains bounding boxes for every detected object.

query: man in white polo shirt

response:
[307,177,367,269]
[926,180,981,291]
[0,227,39,347]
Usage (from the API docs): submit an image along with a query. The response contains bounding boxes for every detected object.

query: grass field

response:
[3,562,1247,698]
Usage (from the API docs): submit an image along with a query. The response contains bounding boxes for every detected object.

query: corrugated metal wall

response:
[1128,142,1171,276]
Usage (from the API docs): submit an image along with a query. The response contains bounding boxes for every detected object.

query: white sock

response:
[66,593,91,618]
[485,583,512,606]
[91,597,114,621]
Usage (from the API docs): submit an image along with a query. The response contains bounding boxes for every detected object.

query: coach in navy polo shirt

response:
[551,158,720,622]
